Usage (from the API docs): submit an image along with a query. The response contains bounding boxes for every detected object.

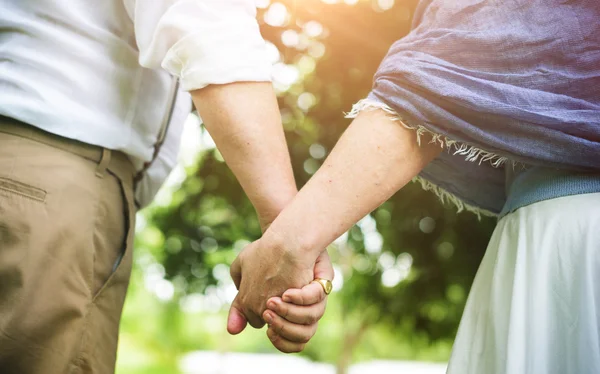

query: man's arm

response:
[191,82,297,227]
[230,108,442,322]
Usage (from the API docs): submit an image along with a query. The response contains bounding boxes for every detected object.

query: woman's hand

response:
[264,251,334,353]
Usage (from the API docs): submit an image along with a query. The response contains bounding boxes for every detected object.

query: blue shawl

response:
[349,0,600,216]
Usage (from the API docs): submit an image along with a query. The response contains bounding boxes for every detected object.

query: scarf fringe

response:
[414,176,497,218]
[345,99,500,218]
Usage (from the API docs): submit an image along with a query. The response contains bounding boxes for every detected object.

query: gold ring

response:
[313,278,333,295]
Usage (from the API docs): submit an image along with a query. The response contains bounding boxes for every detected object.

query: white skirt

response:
[447,193,600,374]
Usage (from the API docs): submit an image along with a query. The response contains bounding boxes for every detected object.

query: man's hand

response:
[226,236,320,331]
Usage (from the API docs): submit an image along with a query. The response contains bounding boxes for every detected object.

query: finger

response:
[281,282,326,306]
[263,310,317,344]
[238,297,265,329]
[266,297,326,325]
[267,327,306,353]
[230,295,265,330]
[280,249,334,305]
[246,312,266,329]
[313,250,334,281]
[267,326,308,354]
[227,296,247,335]
[241,294,266,329]
[230,256,242,290]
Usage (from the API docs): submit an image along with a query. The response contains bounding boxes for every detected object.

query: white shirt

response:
[0,0,272,207]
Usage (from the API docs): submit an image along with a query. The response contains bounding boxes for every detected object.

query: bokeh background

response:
[116,0,497,373]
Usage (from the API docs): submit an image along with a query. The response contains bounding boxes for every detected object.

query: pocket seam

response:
[91,171,133,302]
[0,177,46,202]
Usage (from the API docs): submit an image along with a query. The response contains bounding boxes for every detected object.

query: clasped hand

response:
[227,237,333,353]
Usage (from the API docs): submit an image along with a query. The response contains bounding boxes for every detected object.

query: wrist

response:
[255,188,297,232]
[261,216,322,262]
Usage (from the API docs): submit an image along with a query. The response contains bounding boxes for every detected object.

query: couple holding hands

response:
[1,0,599,374]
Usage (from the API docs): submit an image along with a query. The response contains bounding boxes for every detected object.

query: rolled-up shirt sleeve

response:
[124,0,272,91]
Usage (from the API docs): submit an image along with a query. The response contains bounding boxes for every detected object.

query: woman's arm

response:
[267,108,442,258]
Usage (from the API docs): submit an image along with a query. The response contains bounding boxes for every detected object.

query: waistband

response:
[500,164,600,218]
[0,116,136,188]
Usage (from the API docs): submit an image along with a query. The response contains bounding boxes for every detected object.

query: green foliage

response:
[149,149,262,295]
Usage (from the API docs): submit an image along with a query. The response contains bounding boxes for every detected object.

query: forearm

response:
[264,109,442,258]
[192,82,297,227]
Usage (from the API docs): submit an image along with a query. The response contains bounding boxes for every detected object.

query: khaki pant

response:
[0,118,136,373]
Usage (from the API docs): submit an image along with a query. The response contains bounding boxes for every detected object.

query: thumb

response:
[314,250,334,281]
[227,296,247,335]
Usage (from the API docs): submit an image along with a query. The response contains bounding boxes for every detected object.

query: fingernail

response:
[282,295,291,302]
[267,301,277,309]
[264,313,273,323]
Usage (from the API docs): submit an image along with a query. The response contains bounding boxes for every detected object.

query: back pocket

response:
[0,177,46,202]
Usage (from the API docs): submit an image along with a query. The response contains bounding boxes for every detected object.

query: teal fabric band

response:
[500,166,600,218]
